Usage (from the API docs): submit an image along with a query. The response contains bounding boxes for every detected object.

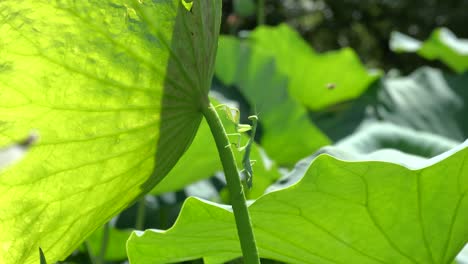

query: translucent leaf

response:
[0,0,221,263]
[248,24,380,110]
[128,141,468,264]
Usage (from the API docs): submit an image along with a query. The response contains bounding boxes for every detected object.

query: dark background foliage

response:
[221,0,468,72]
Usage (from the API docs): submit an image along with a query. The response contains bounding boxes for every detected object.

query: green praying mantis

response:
[216,104,258,189]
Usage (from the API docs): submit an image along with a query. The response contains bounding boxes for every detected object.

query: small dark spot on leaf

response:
[19,132,39,148]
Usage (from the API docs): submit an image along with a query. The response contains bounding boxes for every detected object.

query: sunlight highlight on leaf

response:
[390,28,468,73]
[0,0,221,263]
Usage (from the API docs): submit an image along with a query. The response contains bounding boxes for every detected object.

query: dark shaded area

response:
[141,1,205,195]
[116,191,187,230]
[221,0,468,73]
[446,71,468,137]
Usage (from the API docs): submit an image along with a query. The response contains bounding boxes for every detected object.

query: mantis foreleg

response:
[241,115,258,188]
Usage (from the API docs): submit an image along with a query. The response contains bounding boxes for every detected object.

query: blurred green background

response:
[221,0,468,72]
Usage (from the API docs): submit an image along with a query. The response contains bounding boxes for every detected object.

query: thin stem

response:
[84,241,97,264]
[201,102,260,264]
[96,222,110,264]
[135,197,146,230]
[158,200,170,229]
[39,248,47,264]
[257,0,265,25]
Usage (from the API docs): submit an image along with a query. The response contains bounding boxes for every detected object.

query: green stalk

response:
[96,222,110,264]
[84,241,97,264]
[257,0,265,25]
[201,103,260,264]
[135,197,146,230]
